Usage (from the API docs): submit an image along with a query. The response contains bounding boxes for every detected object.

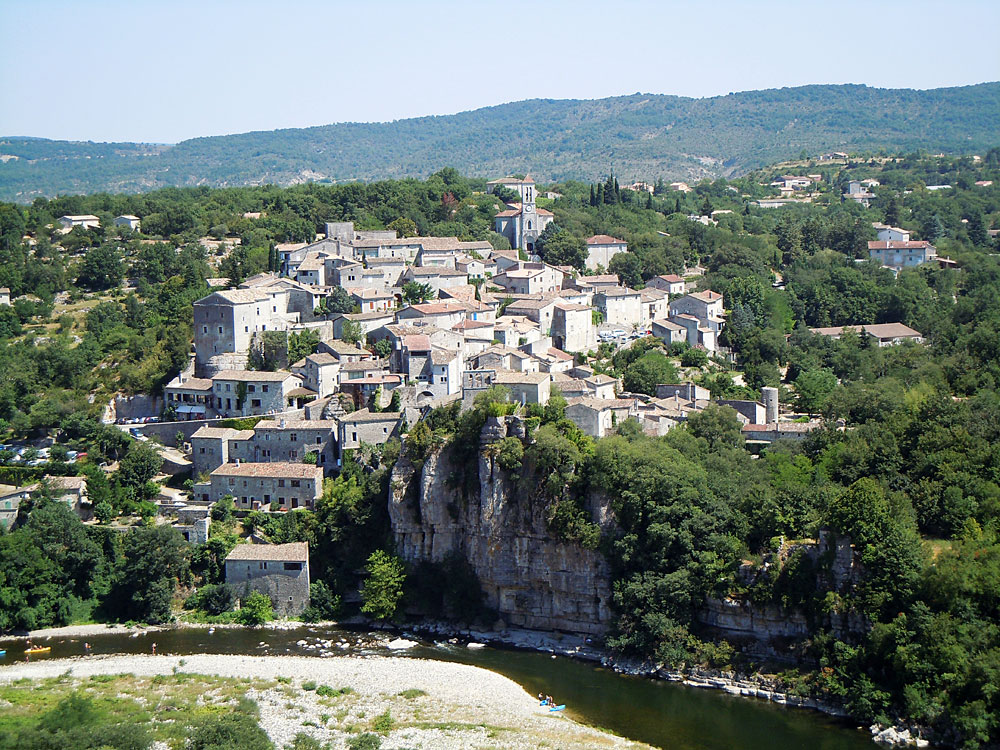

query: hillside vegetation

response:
[1,83,998,201]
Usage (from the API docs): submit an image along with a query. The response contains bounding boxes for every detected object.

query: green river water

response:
[0,626,876,749]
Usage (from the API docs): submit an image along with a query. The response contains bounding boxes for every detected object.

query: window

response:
[228,478,235,486]
[244,326,249,332]
[263,494,270,502]
[315,437,322,443]
[217,326,223,334]
[290,433,297,442]
[278,479,285,487]
[248,385,255,392]
[199,447,205,454]
[225,384,231,392]
[251,399,261,408]
[262,385,269,393]
[291,480,300,488]
[202,326,208,334]
[278,496,284,504]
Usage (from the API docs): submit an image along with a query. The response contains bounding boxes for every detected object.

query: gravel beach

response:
[0,653,651,749]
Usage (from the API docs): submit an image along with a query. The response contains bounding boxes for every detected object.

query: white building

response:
[114,215,141,232]
[584,235,628,272]
[868,240,937,270]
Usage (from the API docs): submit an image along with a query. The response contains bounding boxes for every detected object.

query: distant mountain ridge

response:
[1,82,998,201]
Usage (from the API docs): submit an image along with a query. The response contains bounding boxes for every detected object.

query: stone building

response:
[247,419,338,471]
[190,426,254,478]
[210,370,303,417]
[584,235,628,272]
[492,179,554,251]
[594,287,643,327]
[225,542,310,617]
[338,410,401,454]
[550,302,595,352]
[193,288,299,377]
[201,462,323,511]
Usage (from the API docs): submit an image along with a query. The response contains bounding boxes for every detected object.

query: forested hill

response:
[2,82,998,201]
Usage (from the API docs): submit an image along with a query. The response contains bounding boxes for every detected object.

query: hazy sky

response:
[1,0,997,144]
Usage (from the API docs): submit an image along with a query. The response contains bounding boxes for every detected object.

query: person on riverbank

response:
[151,643,156,655]
[84,642,91,655]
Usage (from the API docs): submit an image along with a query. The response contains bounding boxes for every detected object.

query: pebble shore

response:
[0,653,651,750]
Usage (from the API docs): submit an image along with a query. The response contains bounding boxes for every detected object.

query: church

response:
[490,175,554,252]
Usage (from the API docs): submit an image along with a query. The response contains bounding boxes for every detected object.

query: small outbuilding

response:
[224,542,311,616]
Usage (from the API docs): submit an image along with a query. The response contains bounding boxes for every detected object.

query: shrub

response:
[237,591,273,626]
[347,734,382,750]
[188,712,273,750]
[302,680,317,691]
[372,709,393,734]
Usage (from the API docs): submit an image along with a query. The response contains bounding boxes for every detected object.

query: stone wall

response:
[390,416,612,635]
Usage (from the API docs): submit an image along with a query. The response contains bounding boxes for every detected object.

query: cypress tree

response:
[596,183,605,205]
[590,185,596,207]
[675,197,682,214]
[646,192,653,210]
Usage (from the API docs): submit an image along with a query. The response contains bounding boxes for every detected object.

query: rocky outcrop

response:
[390,416,612,635]
[699,597,811,639]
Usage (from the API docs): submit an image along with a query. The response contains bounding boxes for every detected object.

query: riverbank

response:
[0,653,650,750]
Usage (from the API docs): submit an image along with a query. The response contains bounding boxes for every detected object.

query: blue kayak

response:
[0,650,6,658]
[549,704,566,712]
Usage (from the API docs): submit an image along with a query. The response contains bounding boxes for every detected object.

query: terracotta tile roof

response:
[867,241,933,249]
[211,462,322,479]
[213,370,299,382]
[402,334,432,350]
[689,290,722,302]
[586,234,626,244]
[659,274,684,283]
[340,409,402,424]
[226,542,309,562]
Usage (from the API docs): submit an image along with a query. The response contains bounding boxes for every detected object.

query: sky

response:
[1,0,998,144]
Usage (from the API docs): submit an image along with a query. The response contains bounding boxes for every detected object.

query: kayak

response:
[0,650,6,657]
[25,647,51,655]
[549,704,566,712]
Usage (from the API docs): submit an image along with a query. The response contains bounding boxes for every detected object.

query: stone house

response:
[211,370,302,417]
[190,426,254,478]
[565,397,637,438]
[656,383,710,401]
[472,345,539,373]
[225,542,310,617]
[316,339,373,363]
[330,311,394,339]
[490,264,563,295]
[494,370,551,405]
[494,317,542,348]
[348,287,394,313]
[401,266,469,294]
[639,288,669,325]
[395,301,470,329]
[248,419,338,471]
[164,373,215,420]
[0,288,9,306]
[502,297,558,334]
[585,235,628,272]
[651,318,687,346]
[646,274,686,295]
[670,314,718,352]
[298,353,340,398]
[293,253,328,286]
[594,287,643,327]
[452,319,495,358]
[202,462,322,511]
[338,410,401,453]
[669,290,724,322]
[193,288,299,377]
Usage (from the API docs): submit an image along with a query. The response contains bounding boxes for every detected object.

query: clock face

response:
[523,202,534,213]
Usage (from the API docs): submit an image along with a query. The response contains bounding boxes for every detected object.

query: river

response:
[0,625,875,749]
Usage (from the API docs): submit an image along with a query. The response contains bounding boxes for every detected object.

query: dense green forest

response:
[2,82,998,201]
[2,152,1000,746]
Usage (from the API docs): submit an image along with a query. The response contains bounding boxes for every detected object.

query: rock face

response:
[699,597,811,639]
[390,416,612,635]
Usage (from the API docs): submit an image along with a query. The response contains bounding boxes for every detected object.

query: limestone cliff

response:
[389,416,612,635]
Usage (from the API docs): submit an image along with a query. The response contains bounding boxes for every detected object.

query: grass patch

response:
[372,709,393,734]
[397,688,427,699]
[301,680,317,691]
